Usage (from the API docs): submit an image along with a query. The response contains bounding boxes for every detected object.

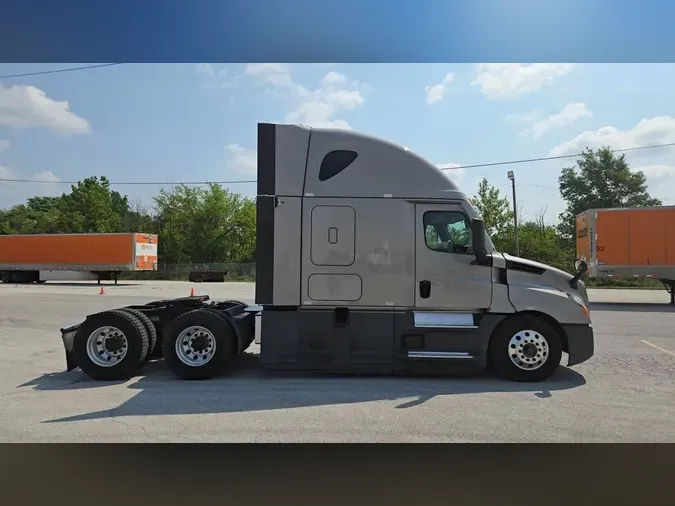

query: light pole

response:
[507,170,519,257]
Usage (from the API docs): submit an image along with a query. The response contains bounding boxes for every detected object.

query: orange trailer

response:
[576,206,675,301]
[0,233,158,284]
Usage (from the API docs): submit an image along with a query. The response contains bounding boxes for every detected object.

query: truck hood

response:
[501,253,574,281]
[500,252,588,302]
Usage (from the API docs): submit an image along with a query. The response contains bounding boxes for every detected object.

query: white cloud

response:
[284,71,365,130]
[636,164,675,188]
[196,63,214,77]
[0,140,10,152]
[425,73,455,105]
[472,64,576,99]
[244,63,297,92]
[0,84,91,134]
[238,65,368,130]
[195,63,239,89]
[320,71,347,88]
[0,165,63,207]
[506,108,542,123]
[519,102,592,140]
[225,144,257,174]
[437,163,465,185]
[30,170,61,183]
[549,116,675,157]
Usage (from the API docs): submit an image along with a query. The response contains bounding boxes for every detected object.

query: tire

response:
[488,314,563,382]
[72,309,149,381]
[119,308,157,367]
[163,308,237,380]
[218,300,247,309]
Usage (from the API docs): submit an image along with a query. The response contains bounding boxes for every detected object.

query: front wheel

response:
[488,315,563,382]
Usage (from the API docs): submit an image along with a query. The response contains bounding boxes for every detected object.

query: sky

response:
[1,63,675,224]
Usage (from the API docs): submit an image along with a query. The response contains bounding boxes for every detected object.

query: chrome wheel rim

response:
[86,326,129,367]
[508,329,549,371]
[175,326,216,366]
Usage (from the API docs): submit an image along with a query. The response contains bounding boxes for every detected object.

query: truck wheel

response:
[72,309,149,381]
[217,299,247,309]
[163,308,237,380]
[488,315,563,382]
[119,308,157,368]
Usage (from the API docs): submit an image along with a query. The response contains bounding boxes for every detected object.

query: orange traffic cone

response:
[190,287,195,296]
[99,286,106,295]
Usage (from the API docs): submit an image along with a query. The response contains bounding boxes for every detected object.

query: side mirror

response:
[574,259,588,272]
[569,259,588,289]
[471,219,491,266]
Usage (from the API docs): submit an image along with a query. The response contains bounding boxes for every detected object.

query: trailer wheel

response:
[487,314,563,382]
[119,308,157,367]
[163,308,237,380]
[72,309,149,381]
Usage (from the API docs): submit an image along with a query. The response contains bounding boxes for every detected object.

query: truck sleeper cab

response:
[58,123,593,383]
[254,123,594,382]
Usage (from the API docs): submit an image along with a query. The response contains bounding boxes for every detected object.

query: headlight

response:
[568,292,590,318]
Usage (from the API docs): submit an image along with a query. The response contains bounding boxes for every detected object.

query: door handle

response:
[419,280,431,299]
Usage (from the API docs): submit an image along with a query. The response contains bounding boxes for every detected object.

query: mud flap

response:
[60,324,81,372]
[562,323,594,366]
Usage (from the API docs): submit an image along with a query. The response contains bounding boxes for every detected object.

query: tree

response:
[472,178,514,250]
[498,220,574,272]
[153,184,256,264]
[61,176,130,233]
[557,147,661,245]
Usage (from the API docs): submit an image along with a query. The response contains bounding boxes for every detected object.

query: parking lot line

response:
[641,340,675,358]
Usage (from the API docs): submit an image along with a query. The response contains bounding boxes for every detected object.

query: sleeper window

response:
[423,211,473,255]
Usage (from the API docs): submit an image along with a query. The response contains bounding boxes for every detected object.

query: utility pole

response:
[507,170,519,257]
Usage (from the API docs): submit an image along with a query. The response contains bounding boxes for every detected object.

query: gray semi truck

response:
[59,122,594,383]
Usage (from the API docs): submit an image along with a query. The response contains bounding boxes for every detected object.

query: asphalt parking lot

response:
[0,280,673,442]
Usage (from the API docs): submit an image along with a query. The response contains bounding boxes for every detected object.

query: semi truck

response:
[58,123,594,383]
[576,206,675,304]
[0,232,158,284]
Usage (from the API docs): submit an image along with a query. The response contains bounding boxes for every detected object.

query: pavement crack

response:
[106,407,164,442]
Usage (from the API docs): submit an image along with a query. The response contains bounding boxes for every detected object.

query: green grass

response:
[585,277,665,289]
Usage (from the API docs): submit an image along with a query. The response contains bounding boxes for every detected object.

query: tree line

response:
[0,147,662,285]
[0,178,257,265]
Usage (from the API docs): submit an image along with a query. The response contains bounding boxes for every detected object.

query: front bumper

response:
[60,324,81,372]
[561,323,594,366]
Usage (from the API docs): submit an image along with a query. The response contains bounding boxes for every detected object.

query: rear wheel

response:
[488,314,563,382]
[119,308,157,367]
[216,300,247,309]
[163,308,237,380]
[72,309,149,381]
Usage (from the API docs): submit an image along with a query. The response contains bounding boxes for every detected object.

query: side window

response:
[319,150,358,181]
[423,211,473,255]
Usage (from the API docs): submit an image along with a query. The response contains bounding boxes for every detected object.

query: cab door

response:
[414,203,493,311]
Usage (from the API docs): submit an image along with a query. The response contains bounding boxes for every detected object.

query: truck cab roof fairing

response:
[256,122,464,200]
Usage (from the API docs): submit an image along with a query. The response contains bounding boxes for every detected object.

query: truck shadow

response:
[20,353,587,423]
[590,302,675,313]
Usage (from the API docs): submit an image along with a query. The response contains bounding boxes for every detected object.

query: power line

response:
[1,140,673,186]
[439,141,675,172]
[0,63,123,80]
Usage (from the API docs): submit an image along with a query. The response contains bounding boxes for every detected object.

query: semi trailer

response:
[0,233,158,284]
[59,122,594,383]
[576,206,675,304]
